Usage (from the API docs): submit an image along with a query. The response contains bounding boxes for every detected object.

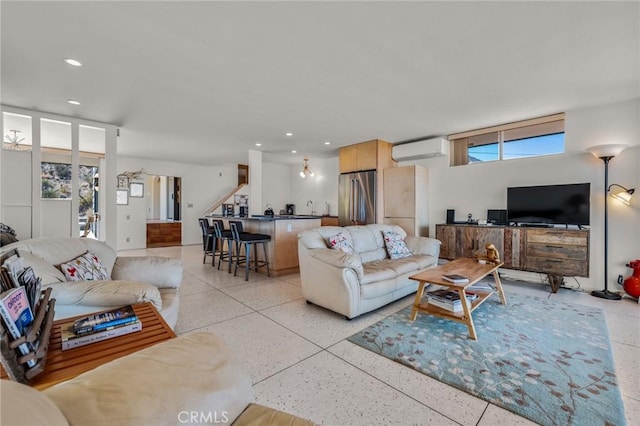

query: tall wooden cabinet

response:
[383,165,429,236]
[339,139,396,224]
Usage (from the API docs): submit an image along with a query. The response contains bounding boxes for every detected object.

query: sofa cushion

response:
[44,332,253,426]
[0,379,69,426]
[59,251,111,282]
[360,260,397,285]
[18,251,66,285]
[328,231,354,255]
[382,231,412,259]
[387,256,421,275]
[349,226,387,263]
[44,280,163,311]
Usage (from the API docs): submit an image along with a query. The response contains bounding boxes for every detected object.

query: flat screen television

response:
[507,183,590,226]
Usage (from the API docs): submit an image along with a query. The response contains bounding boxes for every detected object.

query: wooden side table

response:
[1,302,175,390]
[409,257,507,340]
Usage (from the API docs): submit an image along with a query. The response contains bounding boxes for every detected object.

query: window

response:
[450,113,565,166]
[41,162,99,217]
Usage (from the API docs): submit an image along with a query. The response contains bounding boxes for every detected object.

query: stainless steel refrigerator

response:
[338,171,376,226]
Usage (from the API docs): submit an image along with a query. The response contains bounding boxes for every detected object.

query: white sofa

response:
[0,237,182,329]
[1,332,314,425]
[298,224,441,319]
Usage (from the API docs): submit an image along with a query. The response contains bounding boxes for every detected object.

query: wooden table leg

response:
[493,270,507,305]
[410,281,427,321]
[457,288,477,340]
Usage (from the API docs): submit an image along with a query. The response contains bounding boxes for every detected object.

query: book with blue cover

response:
[73,305,138,335]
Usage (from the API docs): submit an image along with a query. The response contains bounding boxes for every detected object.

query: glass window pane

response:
[41,162,72,199]
[503,132,565,160]
[467,132,499,163]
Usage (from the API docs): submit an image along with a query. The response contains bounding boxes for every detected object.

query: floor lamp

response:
[586,143,629,300]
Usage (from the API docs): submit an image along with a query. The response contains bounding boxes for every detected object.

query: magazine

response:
[0,286,36,367]
[441,274,470,283]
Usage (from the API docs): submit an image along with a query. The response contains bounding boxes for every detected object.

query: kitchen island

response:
[206,215,322,276]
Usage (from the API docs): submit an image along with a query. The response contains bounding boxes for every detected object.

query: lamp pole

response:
[592,155,622,300]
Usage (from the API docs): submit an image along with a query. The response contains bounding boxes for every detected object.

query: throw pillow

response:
[328,232,355,255]
[59,251,110,282]
[383,231,412,259]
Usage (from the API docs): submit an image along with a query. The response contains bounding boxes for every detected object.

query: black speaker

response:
[487,209,507,225]
[446,209,455,224]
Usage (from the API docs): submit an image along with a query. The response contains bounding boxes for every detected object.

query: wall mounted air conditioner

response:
[392,137,449,161]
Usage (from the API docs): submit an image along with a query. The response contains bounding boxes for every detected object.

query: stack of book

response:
[426,289,478,313]
[60,305,142,351]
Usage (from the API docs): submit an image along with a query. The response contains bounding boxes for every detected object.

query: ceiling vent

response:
[392,137,449,161]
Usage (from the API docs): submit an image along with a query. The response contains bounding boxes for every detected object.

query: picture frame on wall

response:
[116,189,129,205]
[130,182,144,198]
[117,175,129,189]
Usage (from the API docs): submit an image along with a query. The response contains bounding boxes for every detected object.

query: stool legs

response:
[233,241,270,281]
[262,241,270,277]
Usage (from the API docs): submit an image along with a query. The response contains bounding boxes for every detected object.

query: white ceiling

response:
[2,1,638,166]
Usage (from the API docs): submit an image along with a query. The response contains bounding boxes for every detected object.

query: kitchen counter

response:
[205,215,322,276]
[207,214,335,221]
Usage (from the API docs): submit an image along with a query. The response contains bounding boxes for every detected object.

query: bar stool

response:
[212,220,234,272]
[229,221,271,281]
[198,218,214,264]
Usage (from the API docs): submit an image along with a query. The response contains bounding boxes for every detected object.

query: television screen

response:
[507,183,590,226]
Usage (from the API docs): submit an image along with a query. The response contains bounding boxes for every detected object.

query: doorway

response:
[146,175,182,248]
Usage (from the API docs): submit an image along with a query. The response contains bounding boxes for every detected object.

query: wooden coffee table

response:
[1,302,175,390]
[409,257,506,340]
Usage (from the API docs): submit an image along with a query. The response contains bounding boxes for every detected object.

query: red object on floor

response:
[623,259,640,298]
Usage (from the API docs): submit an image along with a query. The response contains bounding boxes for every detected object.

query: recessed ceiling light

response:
[285,132,293,137]
[291,150,297,154]
[67,99,81,105]
[255,143,262,147]
[64,58,82,67]
[324,141,331,145]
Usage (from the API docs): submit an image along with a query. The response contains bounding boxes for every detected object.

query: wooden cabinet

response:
[524,229,589,277]
[436,224,504,263]
[339,139,394,174]
[435,224,589,279]
[146,222,182,248]
[320,216,339,226]
[383,165,429,236]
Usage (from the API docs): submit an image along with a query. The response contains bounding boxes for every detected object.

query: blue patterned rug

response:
[347,293,625,426]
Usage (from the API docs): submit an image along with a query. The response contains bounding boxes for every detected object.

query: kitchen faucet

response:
[306,200,315,215]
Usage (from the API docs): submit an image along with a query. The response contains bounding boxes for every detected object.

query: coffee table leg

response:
[493,270,507,305]
[410,281,427,321]
[457,288,477,340]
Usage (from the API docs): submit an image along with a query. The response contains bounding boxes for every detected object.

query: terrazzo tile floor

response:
[120,244,639,426]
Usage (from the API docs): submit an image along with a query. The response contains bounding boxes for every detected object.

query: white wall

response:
[116,157,239,250]
[262,162,292,214]
[289,157,340,216]
[403,98,640,292]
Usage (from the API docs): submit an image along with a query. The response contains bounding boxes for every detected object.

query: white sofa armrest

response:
[309,249,364,279]
[44,332,253,426]
[44,280,163,312]
[111,256,183,289]
[405,236,441,258]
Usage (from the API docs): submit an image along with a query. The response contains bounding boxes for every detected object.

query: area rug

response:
[347,294,626,426]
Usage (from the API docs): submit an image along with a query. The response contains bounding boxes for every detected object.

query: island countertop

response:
[207,214,334,221]
[205,215,323,276]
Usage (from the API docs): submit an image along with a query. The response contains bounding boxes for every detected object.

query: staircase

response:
[203,183,247,215]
